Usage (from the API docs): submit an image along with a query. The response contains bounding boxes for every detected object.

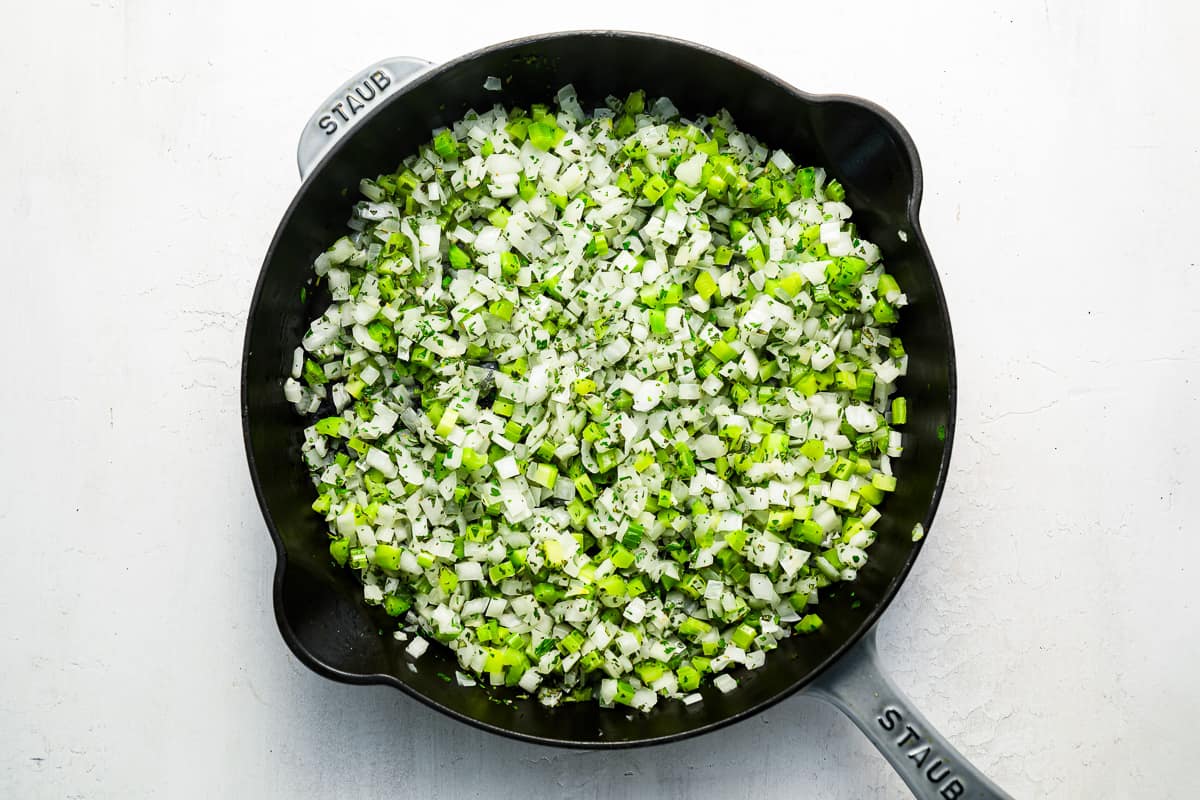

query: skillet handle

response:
[806,628,1012,799]
[296,56,433,179]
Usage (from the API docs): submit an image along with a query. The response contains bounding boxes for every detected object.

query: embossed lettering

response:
[876,710,962,795]
[926,760,951,783]
[877,706,902,732]
[897,724,921,747]
[370,70,391,91]
[940,779,965,799]
[318,70,392,140]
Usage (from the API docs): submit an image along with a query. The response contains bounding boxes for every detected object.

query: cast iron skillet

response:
[242,31,1011,799]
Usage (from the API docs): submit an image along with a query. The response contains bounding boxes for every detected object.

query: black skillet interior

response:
[243,31,954,747]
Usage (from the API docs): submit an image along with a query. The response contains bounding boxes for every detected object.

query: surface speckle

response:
[2,2,1199,799]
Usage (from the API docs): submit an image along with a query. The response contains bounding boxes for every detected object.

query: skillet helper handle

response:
[296,57,433,179]
[807,628,1012,800]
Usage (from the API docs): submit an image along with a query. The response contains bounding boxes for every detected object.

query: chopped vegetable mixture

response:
[285,86,909,711]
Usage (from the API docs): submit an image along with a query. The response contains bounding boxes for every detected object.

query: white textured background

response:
[3,1,1198,797]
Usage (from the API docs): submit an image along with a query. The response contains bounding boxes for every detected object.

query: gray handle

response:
[297,56,433,179]
[806,628,1012,800]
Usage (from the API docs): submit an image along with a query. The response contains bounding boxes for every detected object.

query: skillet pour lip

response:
[241,29,956,748]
